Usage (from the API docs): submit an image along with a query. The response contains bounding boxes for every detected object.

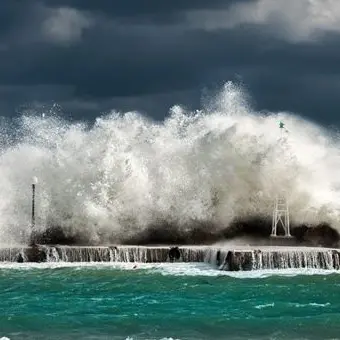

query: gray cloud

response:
[41,7,93,44]
[186,0,340,42]
[0,0,339,124]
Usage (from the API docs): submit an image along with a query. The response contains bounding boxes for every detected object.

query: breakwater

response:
[1,245,340,271]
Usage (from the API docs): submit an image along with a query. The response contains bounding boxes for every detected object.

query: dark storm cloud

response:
[0,0,339,124]
[44,0,233,18]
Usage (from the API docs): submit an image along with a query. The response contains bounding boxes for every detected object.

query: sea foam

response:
[0,82,339,245]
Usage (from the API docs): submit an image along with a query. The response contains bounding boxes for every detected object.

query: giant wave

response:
[0,82,340,246]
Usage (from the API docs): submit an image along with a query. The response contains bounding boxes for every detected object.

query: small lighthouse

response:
[270,121,292,238]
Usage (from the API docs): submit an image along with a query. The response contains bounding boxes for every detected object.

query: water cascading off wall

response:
[0,245,339,271]
[0,82,340,246]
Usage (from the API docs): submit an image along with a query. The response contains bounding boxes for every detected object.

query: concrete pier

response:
[0,245,339,271]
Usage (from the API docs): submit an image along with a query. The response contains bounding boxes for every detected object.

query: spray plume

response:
[0,82,339,245]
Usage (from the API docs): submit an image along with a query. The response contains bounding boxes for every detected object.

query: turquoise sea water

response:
[0,263,340,340]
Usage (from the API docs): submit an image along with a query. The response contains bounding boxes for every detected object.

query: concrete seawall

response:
[0,245,339,271]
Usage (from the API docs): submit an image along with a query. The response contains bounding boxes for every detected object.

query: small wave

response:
[254,303,275,309]
[126,338,181,340]
[0,262,339,279]
[289,302,331,308]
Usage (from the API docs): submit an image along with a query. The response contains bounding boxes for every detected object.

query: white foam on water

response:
[254,303,275,309]
[147,263,340,278]
[126,338,181,340]
[289,302,331,308]
[0,261,338,278]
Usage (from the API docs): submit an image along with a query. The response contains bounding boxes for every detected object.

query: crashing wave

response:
[0,82,340,245]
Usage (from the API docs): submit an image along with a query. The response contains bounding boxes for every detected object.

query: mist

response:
[0,82,339,245]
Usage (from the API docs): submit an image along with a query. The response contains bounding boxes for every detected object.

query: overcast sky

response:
[0,0,340,124]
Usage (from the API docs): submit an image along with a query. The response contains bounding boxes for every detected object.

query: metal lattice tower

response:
[271,194,291,237]
[271,121,291,238]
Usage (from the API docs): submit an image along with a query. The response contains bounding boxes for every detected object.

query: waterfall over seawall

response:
[0,245,340,271]
[0,246,207,264]
[204,248,340,271]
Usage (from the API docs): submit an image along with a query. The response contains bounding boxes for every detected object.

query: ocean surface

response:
[0,263,339,340]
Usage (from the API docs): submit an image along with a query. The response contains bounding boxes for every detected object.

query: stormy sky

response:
[0,0,340,124]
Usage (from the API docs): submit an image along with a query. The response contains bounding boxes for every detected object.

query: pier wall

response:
[1,245,340,271]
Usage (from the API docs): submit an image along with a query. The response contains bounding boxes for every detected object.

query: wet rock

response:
[169,247,181,262]
[221,251,241,271]
[25,244,47,263]
[216,250,222,266]
[241,252,253,270]
[16,253,24,263]
[332,250,340,270]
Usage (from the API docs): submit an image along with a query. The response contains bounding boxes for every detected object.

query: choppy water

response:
[0,263,340,340]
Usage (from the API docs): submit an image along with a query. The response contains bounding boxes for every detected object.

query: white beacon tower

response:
[271,121,292,238]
